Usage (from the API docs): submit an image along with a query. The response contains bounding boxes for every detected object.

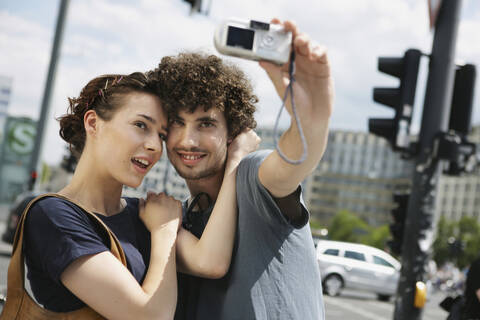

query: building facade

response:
[303,130,414,227]
[0,76,13,145]
[433,125,480,225]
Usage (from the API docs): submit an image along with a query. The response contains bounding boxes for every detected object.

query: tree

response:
[328,210,370,243]
[432,216,456,267]
[432,216,480,269]
[457,216,480,269]
[364,225,390,252]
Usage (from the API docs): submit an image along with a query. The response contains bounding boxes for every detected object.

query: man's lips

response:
[177,152,206,166]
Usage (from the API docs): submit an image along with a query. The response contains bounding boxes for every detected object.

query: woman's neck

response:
[58,154,124,216]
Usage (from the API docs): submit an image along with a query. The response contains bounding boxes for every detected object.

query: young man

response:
[152,20,333,320]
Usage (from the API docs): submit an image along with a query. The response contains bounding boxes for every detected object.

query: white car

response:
[316,240,400,301]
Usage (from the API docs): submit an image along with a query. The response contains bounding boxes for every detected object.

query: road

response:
[324,289,449,320]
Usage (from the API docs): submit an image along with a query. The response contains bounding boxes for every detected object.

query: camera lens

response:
[263,35,275,46]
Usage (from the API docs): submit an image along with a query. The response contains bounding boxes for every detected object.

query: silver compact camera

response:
[214,18,292,65]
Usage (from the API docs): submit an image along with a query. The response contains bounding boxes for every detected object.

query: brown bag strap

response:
[6,193,127,310]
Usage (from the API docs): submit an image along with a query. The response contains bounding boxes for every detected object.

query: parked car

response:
[2,192,39,244]
[316,240,400,301]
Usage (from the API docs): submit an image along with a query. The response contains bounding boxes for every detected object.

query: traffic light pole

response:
[28,0,69,190]
[393,1,463,319]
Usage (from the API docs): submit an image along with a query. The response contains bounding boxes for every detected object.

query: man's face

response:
[166,107,229,181]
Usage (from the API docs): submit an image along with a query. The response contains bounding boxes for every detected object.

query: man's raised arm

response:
[258,19,334,203]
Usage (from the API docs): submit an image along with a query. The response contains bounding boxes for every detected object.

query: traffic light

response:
[183,0,202,13]
[388,193,409,255]
[369,49,421,153]
[449,64,476,136]
[442,63,477,175]
[61,151,77,173]
[28,170,37,191]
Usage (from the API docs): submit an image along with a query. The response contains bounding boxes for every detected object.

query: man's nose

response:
[177,126,198,148]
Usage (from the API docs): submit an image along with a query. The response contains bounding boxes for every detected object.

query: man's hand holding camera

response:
[260,19,334,133]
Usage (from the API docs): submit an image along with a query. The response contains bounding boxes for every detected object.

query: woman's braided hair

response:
[58,72,158,158]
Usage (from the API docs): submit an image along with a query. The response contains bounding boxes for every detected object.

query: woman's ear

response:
[84,110,98,136]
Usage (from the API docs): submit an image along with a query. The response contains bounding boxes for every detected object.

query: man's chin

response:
[177,171,212,181]
[175,166,219,181]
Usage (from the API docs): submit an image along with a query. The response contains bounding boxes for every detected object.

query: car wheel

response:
[323,274,343,296]
[377,294,391,301]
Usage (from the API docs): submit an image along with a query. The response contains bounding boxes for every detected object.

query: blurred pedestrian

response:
[463,256,480,319]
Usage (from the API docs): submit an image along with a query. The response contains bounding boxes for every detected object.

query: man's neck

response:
[186,170,224,208]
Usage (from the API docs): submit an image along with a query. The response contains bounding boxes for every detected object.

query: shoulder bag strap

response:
[5,193,127,315]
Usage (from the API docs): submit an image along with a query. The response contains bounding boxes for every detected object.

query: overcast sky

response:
[1,0,479,166]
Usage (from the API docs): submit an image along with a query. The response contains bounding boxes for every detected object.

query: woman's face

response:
[92,92,167,188]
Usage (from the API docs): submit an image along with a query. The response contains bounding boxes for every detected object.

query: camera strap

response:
[273,50,308,165]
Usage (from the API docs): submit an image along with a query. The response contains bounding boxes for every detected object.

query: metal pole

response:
[393,1,463,319]
[28,0,70,190]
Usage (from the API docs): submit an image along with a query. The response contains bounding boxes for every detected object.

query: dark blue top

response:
[24,196,150,312]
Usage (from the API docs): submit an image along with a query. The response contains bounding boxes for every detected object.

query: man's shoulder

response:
[238,149,273,171]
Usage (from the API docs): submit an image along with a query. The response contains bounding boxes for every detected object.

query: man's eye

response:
[170,119,183,126]
[200,122,214,128]
[135,121,147,129]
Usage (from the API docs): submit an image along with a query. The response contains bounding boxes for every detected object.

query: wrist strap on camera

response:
[273,50,308,165]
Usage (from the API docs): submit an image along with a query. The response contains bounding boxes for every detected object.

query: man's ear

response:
[84,110,98,136]
[227,136,233,146]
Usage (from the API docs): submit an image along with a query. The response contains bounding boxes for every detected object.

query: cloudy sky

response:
[0,0,479,166]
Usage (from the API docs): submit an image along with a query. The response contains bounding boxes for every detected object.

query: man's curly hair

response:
[148,52,257,138]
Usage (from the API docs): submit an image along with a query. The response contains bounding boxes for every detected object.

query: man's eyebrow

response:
[171,115,184,121]
[197,116,218,122]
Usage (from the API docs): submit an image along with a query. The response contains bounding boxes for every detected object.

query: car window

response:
[323,249,339,256]
[344,250,366,261]
[373,255,394,268]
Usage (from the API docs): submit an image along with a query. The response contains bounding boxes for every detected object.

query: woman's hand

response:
[226,129,261,169]
[139,192,182,233]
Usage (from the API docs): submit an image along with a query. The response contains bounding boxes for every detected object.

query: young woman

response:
[23,72,259,319]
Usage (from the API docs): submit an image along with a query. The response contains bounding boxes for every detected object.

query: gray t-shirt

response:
[176,150,325,320]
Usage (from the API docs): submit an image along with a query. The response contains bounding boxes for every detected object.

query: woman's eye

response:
[159,133,167,141]
[135,121,147,129]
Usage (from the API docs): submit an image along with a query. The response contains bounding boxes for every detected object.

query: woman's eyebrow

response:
[138,113,168,131]
[137,113,156,124]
